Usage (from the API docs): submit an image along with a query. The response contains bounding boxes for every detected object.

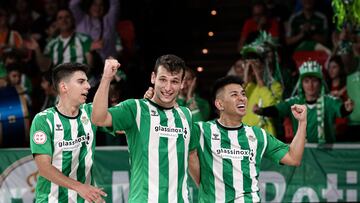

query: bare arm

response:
[280,104,307,166]
[25,37,51,72]
[188,150,200,187]
[91,59,121,127]
[69,0,86,23]
[35,154,106,202]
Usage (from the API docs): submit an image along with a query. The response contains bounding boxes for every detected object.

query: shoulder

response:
[33,108,55,123]
[75,32,92,42]
[284,95,300,103]
[313,11,327,21]
[288,11,303,23]
[46,37,60,47]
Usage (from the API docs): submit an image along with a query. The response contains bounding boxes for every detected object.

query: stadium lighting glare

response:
[211,10,217,16]
[208,31,214,37]
[202,48,208,54]
[197,67,204,72]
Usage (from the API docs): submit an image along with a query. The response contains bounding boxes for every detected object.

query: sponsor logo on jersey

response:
[58,134,90,151]
[33,131,47,144]
[154,125,183,138]
[216,148,250,160]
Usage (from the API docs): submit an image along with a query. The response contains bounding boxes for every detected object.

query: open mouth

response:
[237,104,246,110]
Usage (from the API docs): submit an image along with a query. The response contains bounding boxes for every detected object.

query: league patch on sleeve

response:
[33,131,47,144]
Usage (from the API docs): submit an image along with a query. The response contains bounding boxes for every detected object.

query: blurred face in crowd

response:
[0,9,8,27]
[252,4,265,22]
[56,10,74,33]
[328,61,341,80]
[302,0,314,10]
[216,83,247,119]
[233,59,245,79]
[44,0,59,16]
[8,70,21,86]
[151,65,183,108]
[181,70,195,96]
[302,76,321,99]
[90,0,105,18]
[41,77,52,95]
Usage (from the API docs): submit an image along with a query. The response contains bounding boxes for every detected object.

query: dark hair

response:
[81,0,110,17]
[56,8,75,30]
[211,76,244,102]
[6,63,22,73]
[42,71,53,85]
[185,66,196,78]
[326,55,346,88]
[52,62,89,92]
[154,54,186,79]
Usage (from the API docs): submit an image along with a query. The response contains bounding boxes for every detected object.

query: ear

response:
[59,81,67,93]
[151,72,155,85]
[180,80,184,89]
[214,98,224,111]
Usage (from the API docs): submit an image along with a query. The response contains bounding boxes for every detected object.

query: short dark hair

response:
[52,62,89,92]
[212,76,244,101]
[154,54,186,79]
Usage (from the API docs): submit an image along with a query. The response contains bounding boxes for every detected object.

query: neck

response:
[303,9,313,18]
[332,78,340,87]
[150,97,174,109]
[305,94,319,102]
[218,114,242,127]
[60,30,74,38]
[56,98,80,117]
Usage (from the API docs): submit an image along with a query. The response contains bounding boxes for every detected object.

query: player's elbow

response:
[91,114,104,126]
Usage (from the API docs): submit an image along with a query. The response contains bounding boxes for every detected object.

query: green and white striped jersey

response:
[44,33,92,66]
[193,120,289,203]
[109,99,196,203]
[30,104,98,203]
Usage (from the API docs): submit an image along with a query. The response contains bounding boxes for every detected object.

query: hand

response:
[291,104,307,122]
[143,87,154,99]
[24,37,40,51]
[76,184,107,203]
[103,58,121,80]
[91,39,104,50]
[344,98,354,112]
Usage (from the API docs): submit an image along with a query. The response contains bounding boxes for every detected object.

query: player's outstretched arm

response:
[280,104,307,166]
[92,59,121,127]
[34,154,107,202]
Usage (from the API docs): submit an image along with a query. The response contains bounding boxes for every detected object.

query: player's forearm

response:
[92,77,111,126]
[287,121,307,166]
[38,163,82,191]
[188,150,200,187]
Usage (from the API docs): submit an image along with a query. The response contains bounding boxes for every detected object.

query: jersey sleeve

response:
[108,99,137,132]
[263,130,289,164]
[30,113,53,156]
[189,122,201,151]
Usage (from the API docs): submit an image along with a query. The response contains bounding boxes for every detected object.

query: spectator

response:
[69,0,120,60]
[177,66,210,122]
[285,0,329,51]
[0,8,23,58]
[9,0,40,35]
[238,2,279,51]
[5,63,32,106]
[325,56,348,139]
[39,71,57,111]
[254,60,354,143]
[25,9,92,72]
[31,0,60,49]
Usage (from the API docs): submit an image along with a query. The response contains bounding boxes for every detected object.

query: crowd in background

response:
[0,0,359,147]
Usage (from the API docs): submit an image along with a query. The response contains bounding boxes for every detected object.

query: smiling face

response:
[151,65,183,108]
[215,83,248,119]
[61,71,90,106]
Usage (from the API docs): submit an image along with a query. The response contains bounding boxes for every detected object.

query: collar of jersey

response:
[54,106,81,119]
[146,98,174,110]
[215,119,244,130]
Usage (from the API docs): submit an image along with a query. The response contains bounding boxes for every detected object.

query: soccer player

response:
[188,76,307,202]
[92,55,196,202]
[30,63,106,202]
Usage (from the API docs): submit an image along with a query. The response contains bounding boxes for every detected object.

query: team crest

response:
[81,116,89,125]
